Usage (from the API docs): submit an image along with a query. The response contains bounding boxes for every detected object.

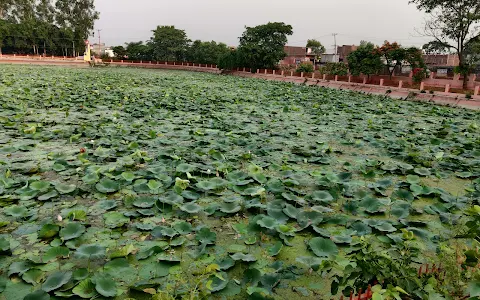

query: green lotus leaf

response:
[73,279,98,298]
[5,205,31,218]
[196,180,217,191]
[414,167,431,176]
[133,197,155,208]
[180,202,202,214]
[38,190,58,201]
[0,238,10,253]
[256,216,277,230]
[24,290,50,300]
[121,171,136,182]
[73,268,89,281]
[170,237,186,247]
[349,221,371,236]
[55,183,76,194]
[22,269,44,285]
[282,204,299,218]
[310,191,334,203]
[43,246,70,262]
[207,271,229,292]
[157,253,181,263]
[296,256,325,269]
[8,261,33,276]
[147,179,162,190]
[217,257,235,270]
[196,227,217,245]
[135,223,155,231]
[267,241,283,256]
[308,237,338,257]
[30,181,51,191]
[176,163,196,173]
[371,222,397,232]
[97,200,117,211]
[230,253,257,262]
[406,175,420,184]
[82,172,99,184]
[95,178,119,193]
[391,201,411,219]
[152,226,178,238]
[67,210,87,221]
[92,275,117,297]
[59,223,86,240]
[219,202,242,214]
[392,189,414,201]
[42,271,72,292]
[359,196,384,213]
[103,212,129,228]
[75,244,106,259]
[52,163,67,172]
[174,221,193,234]
[181,190,200,200]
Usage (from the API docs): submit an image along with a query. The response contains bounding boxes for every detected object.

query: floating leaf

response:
[414,167,431,176]
[43,246,70,262]
[310,191,334,203]
[92,275,117,297]
[104,212,129,228]
[180,202,202,214]
[73,279,98,298]
[230,253,257,262]
[42,271,72,292]
[55,183,76,194]
[24,290,50,300]
[96,178,119,193]
[30,181,51,191]
[308,237,338,257]
[196,227,217,245]
[59,223,85,240]
[75,244,106,259]
[267,241,283,256]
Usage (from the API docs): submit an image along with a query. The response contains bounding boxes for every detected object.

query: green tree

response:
[187,40,229,64]
[238,22,293,70]
[306,39,325,66]
[375,41,407,78]
[150,26,190,61]
[111,45,127,59]
[347,41,383,78]
[123,41,152,61]
[410,0,480,89]
[321,62,349,76]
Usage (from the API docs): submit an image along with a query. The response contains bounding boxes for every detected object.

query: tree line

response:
[0,0,99,56]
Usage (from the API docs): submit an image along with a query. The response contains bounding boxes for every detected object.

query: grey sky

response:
[93,0,430,53]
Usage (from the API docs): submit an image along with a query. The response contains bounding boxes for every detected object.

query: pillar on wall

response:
[398,81,403,89]
[445,84,450,93]
[273,70,276,75]
[281,70,284,76]
[290,71,293,76]
[362,77,367,84]
[335,75,338,81]
[348,76,351,83]
[420,82,425,91]
[301,72,304,78]
[312,73,315,79]
[243,67,246,72]
[379,79,384,86]
[265,69,268,74]
[257,69,260,74]
[475,85,479,96]
[323,74,326,80]
[453,74,460,81]
[430,72,435,79]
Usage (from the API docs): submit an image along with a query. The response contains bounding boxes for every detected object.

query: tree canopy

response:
[150,26,190,62]
[0,0,99,56]
[410,0,480,87]
[306,39,325,60]
[347,41,383,77]
[237,22,293,70]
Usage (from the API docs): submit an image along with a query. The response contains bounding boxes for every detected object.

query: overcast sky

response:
[93,0,430,52]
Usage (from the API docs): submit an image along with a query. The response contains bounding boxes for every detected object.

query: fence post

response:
[409,71,413,78]
[273,70,276,75]
[301,72,304,78]
[379,78,384,86]
[420,82,425,90]
[430,72,435,79]
[475,85,479,96]
[290,71,293,76]
[140,60,142,64]
[398,80,403,89]
[264,69,268,74]
[243,67,246,72]
[348,75,351,82]
[312,73,315,79]
[363,77,367,84]
[323,74,326,80]
[445,84,450,93]
[257,69,260,74]
[281,70,284,76]
[165,61,167,65]
[335,75,338,81]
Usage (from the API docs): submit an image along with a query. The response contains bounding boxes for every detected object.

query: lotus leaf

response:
[180,202,202,214]
[96,178,119,193]
[92,275,117,297]
[75,244,106,259]
[42,271,72,292]
[55,183,76,194]
[104,212,129,228]
[310,191,334,203]
[24,290,50,300]
[196,227,217,245]
[60,223,85,240]
[73,279,98,298]
[230,253,257,262]
[308,237,338,257]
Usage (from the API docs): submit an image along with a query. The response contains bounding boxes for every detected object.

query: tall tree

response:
[375,41,407,78]
[347,41,383,78]
[238,22,293,70]
[410,0,480,88]
[187,40,229,64]
[306,39,325,66]
[150,26,190,61]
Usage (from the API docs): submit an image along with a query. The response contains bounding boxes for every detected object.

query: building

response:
[422,54,459,67]
[280,46,314,65]
[320,54,339,63]
[337,45,358,63]
[91,43,107,55]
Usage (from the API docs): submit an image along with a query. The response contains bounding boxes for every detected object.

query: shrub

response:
[320,62,348,76]
[466,93,472,99]
[296,63,314,73]
[412,68,427,84]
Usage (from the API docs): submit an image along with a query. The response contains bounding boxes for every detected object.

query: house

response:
[422,54,459,67]
[320,54,339,63]
[337,45,358,63]
[280,46,314,65]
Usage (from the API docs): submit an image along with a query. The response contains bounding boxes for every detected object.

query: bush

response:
[320,62,348,76]
[412,68,427,84]
[296,63,314,73]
